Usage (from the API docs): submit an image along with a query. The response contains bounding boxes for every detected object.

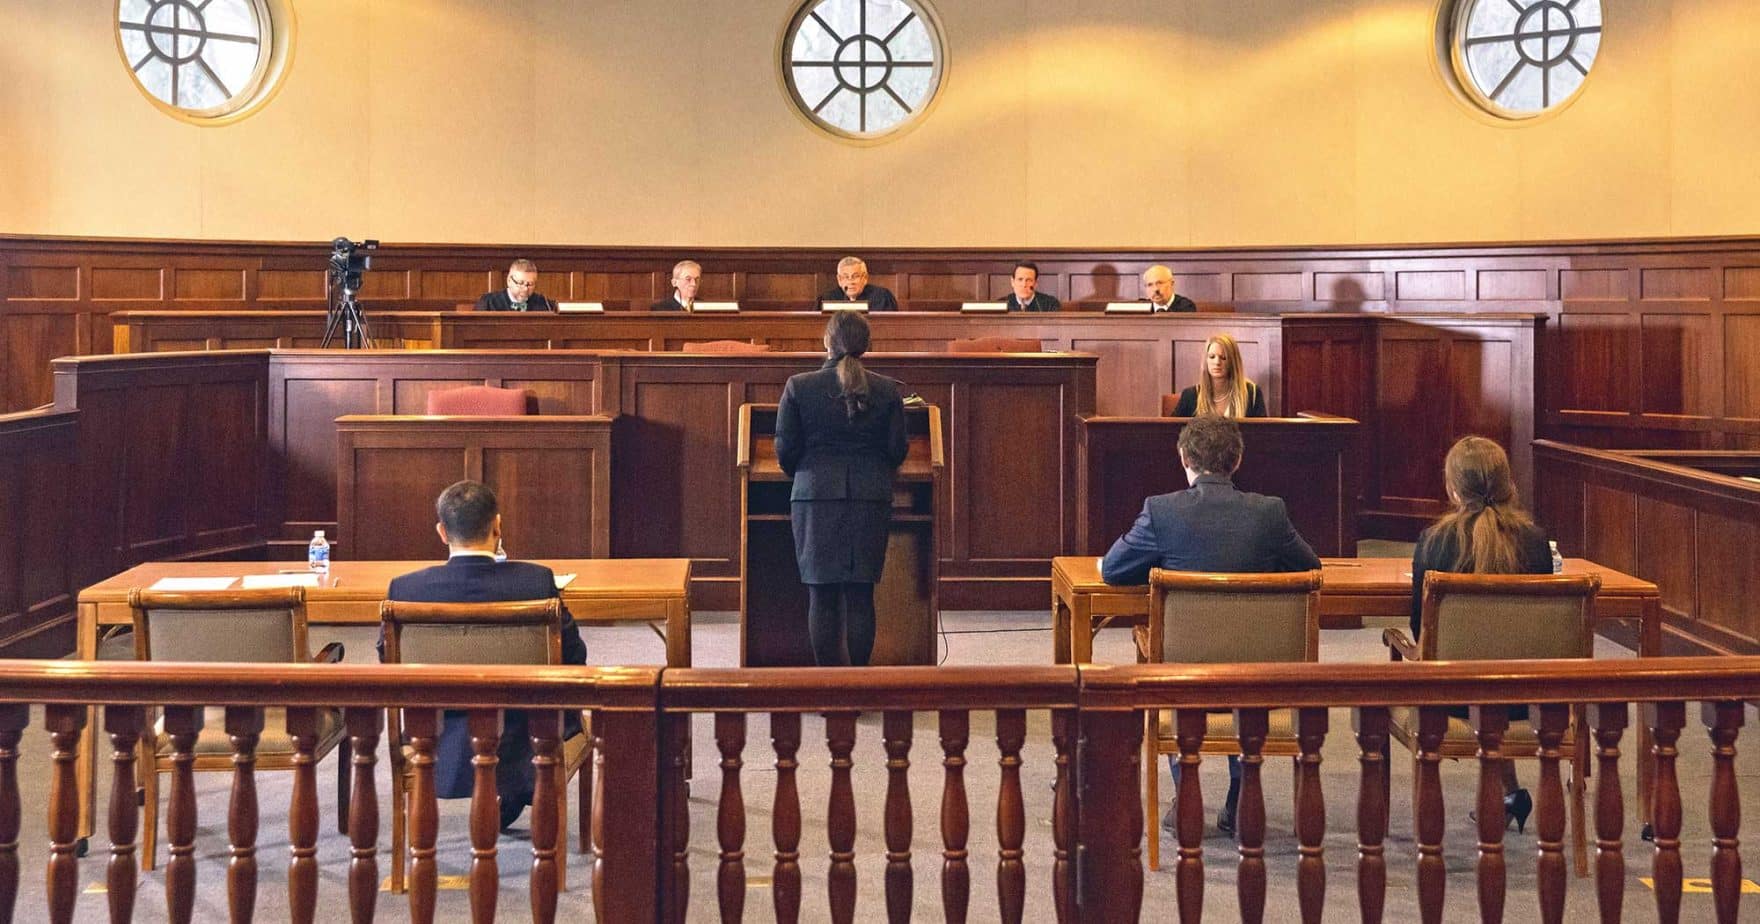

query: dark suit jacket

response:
[775,360,908,502]
[1148,294,1198,313]
[475,290,556,312]
[1170,381,1268,417]
[649,294,688,312]
[819,284,898,312]
[1005,293,1061,312]
[1100,474,1322,585]
[383,554,586,803]
[1410,520,1552,640]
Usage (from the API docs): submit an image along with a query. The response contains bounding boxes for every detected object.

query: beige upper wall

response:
[1,0,1755,247]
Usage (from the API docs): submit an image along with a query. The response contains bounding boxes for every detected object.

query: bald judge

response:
[1142,265,1197,313]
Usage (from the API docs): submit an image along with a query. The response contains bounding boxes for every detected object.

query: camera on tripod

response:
[327,237,378,292]
[322,237,379,349]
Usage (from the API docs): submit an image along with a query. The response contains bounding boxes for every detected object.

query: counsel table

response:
[75,557,690,839]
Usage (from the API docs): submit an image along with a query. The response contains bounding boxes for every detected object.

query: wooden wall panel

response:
[1448,337,1515,448]
[348,447,462,559]
[1477,270,1547,301]
[1396,271,1465,301]
[257,269,326,301]
[0,411,77,655]
[1315,272,1383,303]
[6,265,79,300]
[419,271,494,302]
[958,384,1064,562]
[1726,314,1760,420]
[3,314,78,409]
[904,273,982,301]
[278,377,379,533]
[1560,269,1628,302]
[1641,313,1718,417]
[1374,333,1447,506]
[1069,338,1163,417]
[1582,483,1638,576]
[90,268,163,301]
[1636,497,1696,621]
[172,268,245,302]
[1640,267,1715,301]
[1556,313,1637,413]
[1233,272,1302,302]
[485,446,607,559]
[1724,267,1760,300]
[1696,510,1760,646]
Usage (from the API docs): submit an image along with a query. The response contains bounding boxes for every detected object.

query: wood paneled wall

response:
[0,409,77,655]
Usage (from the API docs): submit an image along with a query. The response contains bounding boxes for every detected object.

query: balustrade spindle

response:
[715,712,747,923]
[772,712,804,924]
[468,710,501,923]
[1703,701,1744,924]
[1534,703,1570,923]
[104,706,143,923]
[1471,705,1510,923]
[883,710,913,924]
[1354,707,1390,924]
[46,702,86,924]
[528,709,562,924]
[345,706,382,924]
[1295,708,1327,923]
[663,711,691,924]
[0,703,24,922]
[1173,709,1207,924]
[403,709,439,924]
[996,709,1027,923]
[1646,701,1685,924]
[1050,709,1075,924]
[1233,709,1269,924]
[164,705,201,924]
[940,709,971,924]
[826,712,858,924]
[285,708,321,924]
[225,706,265,923]
[1586,703,1627,924]
[1413,705,1448,924]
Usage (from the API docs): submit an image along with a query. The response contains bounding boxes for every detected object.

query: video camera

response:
[327,237,379,292]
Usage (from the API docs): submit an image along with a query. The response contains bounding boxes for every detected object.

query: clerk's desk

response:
[74,557,690,840]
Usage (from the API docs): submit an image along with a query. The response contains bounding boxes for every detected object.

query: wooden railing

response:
[0,657,1754,922]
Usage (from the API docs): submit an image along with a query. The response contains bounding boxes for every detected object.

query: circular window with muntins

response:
[116,0,292,123]
[1448,0,1603,119]
[782,0,947,141]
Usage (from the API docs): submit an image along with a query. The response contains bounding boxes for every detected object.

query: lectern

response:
[737,403,944,666]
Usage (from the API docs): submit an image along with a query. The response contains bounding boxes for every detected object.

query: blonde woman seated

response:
[1168,333,1268,418]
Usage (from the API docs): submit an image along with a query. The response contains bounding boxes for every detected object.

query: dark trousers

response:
[807,582,877,666]
[1167,755,1242,809]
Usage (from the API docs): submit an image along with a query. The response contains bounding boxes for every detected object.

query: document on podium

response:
[241,573,321,589]
[149,576,238,592]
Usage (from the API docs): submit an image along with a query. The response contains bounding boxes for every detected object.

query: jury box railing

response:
[0,657,1754,923]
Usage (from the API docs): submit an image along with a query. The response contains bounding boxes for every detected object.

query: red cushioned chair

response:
[424,385,533,415]
[946,337,1043,353]
[680,340,772,354]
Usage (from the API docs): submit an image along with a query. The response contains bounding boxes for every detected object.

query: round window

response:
[1448,0,1603,119]
[116,0,291,122]
[782,0,947,141]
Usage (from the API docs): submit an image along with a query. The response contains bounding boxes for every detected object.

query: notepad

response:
[554,573,576,590]
[241,573,320,589]
[149,576,237,592]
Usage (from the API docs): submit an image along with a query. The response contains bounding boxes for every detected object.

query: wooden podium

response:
[737,403,944,666]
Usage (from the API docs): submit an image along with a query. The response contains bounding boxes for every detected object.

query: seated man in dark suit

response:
[1141,264,1197,313]
[475,259,556,312]
[1100,415,1321,835]
[1003,260,1061,312]
[819,256,898,311]
[381,480,587,830]
[649,259,701,311]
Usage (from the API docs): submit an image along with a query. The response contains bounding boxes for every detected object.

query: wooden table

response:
[75,557,690,840]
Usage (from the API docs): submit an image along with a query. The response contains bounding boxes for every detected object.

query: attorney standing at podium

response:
[774,311,909,666]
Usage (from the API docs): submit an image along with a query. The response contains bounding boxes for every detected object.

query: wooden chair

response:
[379,598,592,893]
[945,336,1043,353]
[1136,568,1323,871]
[128,587,348,871]
[680,340,772,353]
[1381,571,1601,877]
[425,385,532,415]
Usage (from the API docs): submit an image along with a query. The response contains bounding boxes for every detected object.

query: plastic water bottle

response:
[308,530,331,574]
[1549,540,1564,574]
[494,537,508,563]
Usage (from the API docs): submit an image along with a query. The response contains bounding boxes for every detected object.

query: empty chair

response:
[680,340,772,353]
[425,385,532,415]
[945,336,1042,353]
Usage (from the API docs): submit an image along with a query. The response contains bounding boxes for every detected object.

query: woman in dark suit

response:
[1169,333,1268,417]
[1411,435,1552,832]
[774,311,909,666]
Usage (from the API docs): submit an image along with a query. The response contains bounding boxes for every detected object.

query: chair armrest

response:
[1131,626,1152,664]
[313,642,346,665]
[1381,628,1418,662]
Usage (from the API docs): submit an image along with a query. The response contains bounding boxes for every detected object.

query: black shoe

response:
[500,798,526,832]
[1216,801,1237,836]
[1161,801,1177,832]
[1504,789,1533,834]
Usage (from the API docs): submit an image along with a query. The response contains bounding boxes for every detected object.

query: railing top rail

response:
[662,665,1081,712]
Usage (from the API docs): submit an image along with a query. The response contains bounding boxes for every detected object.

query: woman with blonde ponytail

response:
[774,311,909,666]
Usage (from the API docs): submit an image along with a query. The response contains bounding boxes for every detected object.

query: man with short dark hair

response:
[1100,415,1320,835]
[475,259,556,312]
[1003,261,1061,312]
[382,480,586,830]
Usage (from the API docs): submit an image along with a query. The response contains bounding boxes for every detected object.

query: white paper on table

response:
[554,573,576,590]
[149,576,237,592]
[241,573,321,589]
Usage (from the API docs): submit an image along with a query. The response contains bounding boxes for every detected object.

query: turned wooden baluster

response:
[1413,705,1448,924]
[940,709,971,924]
[105,706,144,923]
[0,703,25,921]
[883,710,913,924]
[772,712,804,924]
[345,706,382,924]
[528,709,562,924]
[1294,708,1327,922]
[1354,707,1390,924]
[1586,703,1627,924]
[226,706,265,923]
[1703,701,1744,923]
[825,713,858,923]
[1050,709,1075,924]
[1534,704,1570,923]
[715,712,747,923]
[1173,709,1207,924]
[658,710,690,924]
[1471,705,1510,923]
[468,710,501,923]
[1647,701,1685,924]
[45,703,86,924]
[164,705,201,924]
[285,708,321,924]
[403,709,439,924]
[1233,708,1269,924]
[995,709,1027,923]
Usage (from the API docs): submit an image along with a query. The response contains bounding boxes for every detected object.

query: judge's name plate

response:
[691,301,739,313]
[821,301,869,312]
[557,302,605,313]
[960,302,1009,313]
[1104,302,1152,314]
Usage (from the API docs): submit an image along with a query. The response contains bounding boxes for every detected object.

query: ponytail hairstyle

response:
[824,310,872,419]
[1192,333,1252,418]
[1433,436,1538,573]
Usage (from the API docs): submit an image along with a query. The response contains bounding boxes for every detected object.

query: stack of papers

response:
[148,576,237,592]
[554,573,576,590]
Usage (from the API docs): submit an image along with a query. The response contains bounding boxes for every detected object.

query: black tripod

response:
[320,273,374,349]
